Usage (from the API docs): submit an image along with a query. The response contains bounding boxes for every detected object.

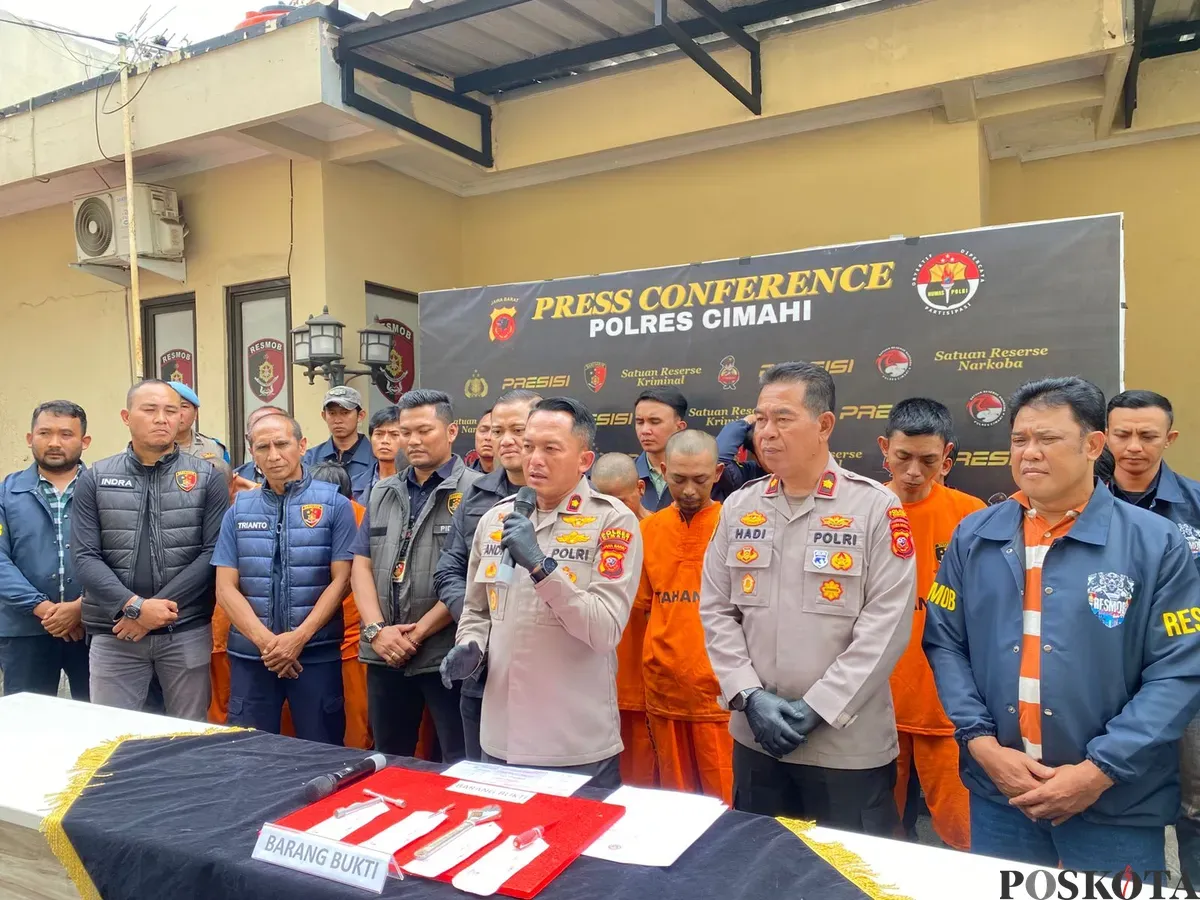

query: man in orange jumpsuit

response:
[877,398,984,850]
[638,430,733,803]
[591,452,655,786]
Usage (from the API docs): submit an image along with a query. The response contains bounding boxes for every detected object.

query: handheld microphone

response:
[303,752,387,803]
[495,486,538,586]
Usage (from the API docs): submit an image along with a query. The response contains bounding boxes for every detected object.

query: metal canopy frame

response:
[1122,0,1200,129]
[336,0,841,166]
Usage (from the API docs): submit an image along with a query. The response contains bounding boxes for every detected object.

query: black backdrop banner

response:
[420,215,1122,502]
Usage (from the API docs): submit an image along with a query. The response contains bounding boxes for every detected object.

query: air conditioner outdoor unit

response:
[72,183,184,264]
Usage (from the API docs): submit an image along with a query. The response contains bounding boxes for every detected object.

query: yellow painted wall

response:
[989,138,1200,477]
[461,111,986,286]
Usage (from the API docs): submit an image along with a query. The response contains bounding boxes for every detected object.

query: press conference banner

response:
[420,215,1122,502]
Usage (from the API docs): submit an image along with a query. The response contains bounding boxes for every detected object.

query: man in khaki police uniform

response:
[442,398,642,788]
[701,362,916,835]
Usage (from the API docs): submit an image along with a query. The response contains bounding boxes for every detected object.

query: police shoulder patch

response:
[301,503,324,528]
[175,470,198,493]
[447,491,462,514]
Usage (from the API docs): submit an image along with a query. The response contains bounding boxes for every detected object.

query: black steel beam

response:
[339,0,533,54]
[455,0,830,95]
[655,0,760,115]
[1142,19,1200,59]
[340,53,493,168]
[1123,0,1158,129]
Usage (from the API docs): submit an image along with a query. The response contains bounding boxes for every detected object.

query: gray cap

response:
[322,385,363,410]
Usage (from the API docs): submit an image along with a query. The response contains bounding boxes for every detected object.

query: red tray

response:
[275,766,623,898]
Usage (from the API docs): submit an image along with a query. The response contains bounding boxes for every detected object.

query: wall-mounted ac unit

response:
[73,183,184,264]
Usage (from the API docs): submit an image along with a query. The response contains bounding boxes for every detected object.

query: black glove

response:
[788,698,823,737]
[440,641,483,689]
[744,689,807,758]
[501,513,547,572]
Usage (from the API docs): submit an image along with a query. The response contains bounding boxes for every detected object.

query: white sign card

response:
[441,760,589,797]
[252,823,391,893]
[446,780,534,804]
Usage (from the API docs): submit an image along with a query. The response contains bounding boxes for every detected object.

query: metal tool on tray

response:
[363,789,406,809]
[413,805,502,860]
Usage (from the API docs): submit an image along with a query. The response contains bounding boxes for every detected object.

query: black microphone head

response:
[513,486,537,517]
[304,774,336,803]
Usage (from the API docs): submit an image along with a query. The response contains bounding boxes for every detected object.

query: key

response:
[413,805,502,860]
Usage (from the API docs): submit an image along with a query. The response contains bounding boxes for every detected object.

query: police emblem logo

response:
[816,471,837,497]
[562,515,596,527]
[819,579,843,602]
[464,371,489,399]
[484,561,497,579]
[584,362,608,394]
[247,338,285,401]
[175,470,198,492]
[562,565,578,584]
[598,530,631,580]
[934,542,949,564]
[914,249,984,315]
[301,504,324,528]
[740,511,767,527]
[447,492,463,514]
[566,494,582,513]
[1087,572,1134,628]
[831,551,853,571]
[488,586,498,611]
[811,549,829,569]
[489,529,503,542]
[741,573,756,595]
[556,531,590,545]
[489,298,519,342]
[890,521,914,559]
[1179,522,1200,557]
[820,515,853,529]
[735,545,759,564]
[394,561,406,582]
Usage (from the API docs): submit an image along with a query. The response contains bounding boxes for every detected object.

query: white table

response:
[0,693,1091,899]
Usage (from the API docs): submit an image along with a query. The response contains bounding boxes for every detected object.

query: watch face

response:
[541,557,558,574]
[125,605,140,620]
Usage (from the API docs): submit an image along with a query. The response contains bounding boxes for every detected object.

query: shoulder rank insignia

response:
[763,476,780,497]
[816,471,837,498]
[566,494,582,513]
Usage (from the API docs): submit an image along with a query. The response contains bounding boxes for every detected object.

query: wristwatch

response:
[362,622,385,643]
[530,556,558,585]
[729,687,760,712]
[123,596,145,620]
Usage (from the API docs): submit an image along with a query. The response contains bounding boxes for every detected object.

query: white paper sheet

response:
[306,799,389,841]
[453,837,549,896]
[403,822,503,878]
[360,810,448,855]
[446,780,534,804]
[582,786,726,867]
[440,761,590,798]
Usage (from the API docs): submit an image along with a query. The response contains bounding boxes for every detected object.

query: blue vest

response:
[225,473,344,659]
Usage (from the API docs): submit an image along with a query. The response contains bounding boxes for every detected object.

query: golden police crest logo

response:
[562,565,578,584]
[741,573,756,595]
[301,504,323,528]
[447,492,462,514]
[562,515,596,527]
[484,561,497,579]
[735,545,759,564]
[489,529,503,542]
[464,371,489,399]
[489,297,519,342]
[556,531,590,545]
[740,510,767,527]
[488,586,498,611]
[820,579,843,602]
[821,515,853,529]
[831,552,853,571]
[175,470,198,492]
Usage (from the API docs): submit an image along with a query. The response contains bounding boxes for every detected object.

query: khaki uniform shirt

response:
[700,457,916,769]
[457,477,642,767]
[186,431,227,463]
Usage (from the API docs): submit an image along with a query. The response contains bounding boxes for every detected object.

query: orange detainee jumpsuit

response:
[638,502,733,803]
[889,480,984,850]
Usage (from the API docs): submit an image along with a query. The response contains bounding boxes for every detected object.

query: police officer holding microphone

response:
[701,362,917,834]
[442,398,642,788]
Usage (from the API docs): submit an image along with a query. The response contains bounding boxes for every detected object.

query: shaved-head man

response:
[592,452,656,787]
[637,431,733,801]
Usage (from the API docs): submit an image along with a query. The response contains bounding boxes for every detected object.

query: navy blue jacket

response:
[303,434,376,499]
[212,473,355,661]
[924,484,1200,825]
[635,452,672,513]
[0,464,84,637]
[714,418,765,502]
[1109,461,1200,574]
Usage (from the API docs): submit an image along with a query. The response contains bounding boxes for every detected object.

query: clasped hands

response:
[34,598,83,642]
[968,736,1114,825]
[744,690,822,758]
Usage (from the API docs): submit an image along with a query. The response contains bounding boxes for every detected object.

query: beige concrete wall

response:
[989,137,1200,476]
[460,111,987,286]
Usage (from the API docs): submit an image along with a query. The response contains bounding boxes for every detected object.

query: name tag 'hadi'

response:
[1087,572,1133,628]
[252,823,391,894]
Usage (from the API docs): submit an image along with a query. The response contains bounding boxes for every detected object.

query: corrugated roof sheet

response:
[342,0,888,90]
